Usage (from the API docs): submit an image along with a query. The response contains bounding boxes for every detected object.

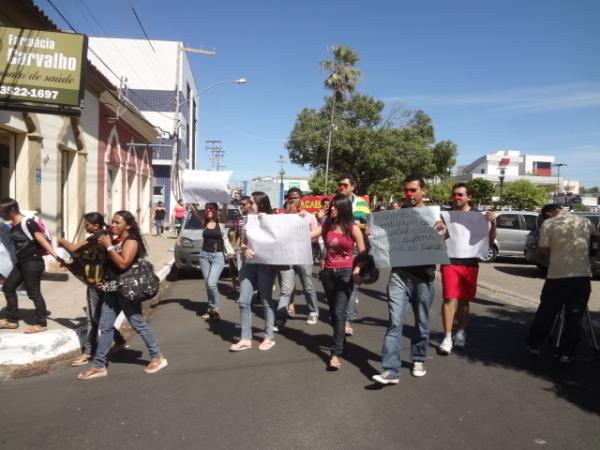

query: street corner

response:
[0,327,85,379]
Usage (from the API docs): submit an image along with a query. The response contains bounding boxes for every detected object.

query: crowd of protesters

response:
[0,171,597,382]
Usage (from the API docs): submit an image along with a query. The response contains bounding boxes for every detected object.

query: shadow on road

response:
[462,299,600,415]
[494,265,545,279]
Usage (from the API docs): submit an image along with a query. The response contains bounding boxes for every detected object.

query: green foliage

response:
[580,186,600,194]
[503,180,547,210]
[428,178,455,205]
[287,94,457,194]
[467,178,495,206]
[320,45,362,101]
[570,203,590,211]
[308,169,338,195]
[432,140,457,179]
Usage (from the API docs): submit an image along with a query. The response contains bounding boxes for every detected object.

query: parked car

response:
[481,211,538,262]
[524,211,600,277]
[174,206,240,274]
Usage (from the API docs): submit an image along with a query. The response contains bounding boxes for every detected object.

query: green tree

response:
[320,45,362,194]
[467,178,495,206]
[287,94,454,194]
[503,180,547,210]
[428,178,455,205]
[432,140,457,179]
[308,169,338,195]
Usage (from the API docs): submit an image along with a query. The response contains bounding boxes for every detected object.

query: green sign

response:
[0,27,87,108]
[288,181,301,189]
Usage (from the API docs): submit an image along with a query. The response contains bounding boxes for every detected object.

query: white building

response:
[88,37,199,214]
[456,150,579,194]
[247,176,312,208]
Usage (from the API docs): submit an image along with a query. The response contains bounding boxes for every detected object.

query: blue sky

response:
[43,0,600,187]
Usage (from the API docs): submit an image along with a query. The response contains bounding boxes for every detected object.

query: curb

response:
[476,280,540,310]
[0,259,175,379]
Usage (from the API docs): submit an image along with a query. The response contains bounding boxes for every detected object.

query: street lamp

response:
[278,155,286,208]
[498,168,506,209]
[196,78,247,97]
[553,162,567,205]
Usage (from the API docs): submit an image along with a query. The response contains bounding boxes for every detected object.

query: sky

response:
[41,0,600,187]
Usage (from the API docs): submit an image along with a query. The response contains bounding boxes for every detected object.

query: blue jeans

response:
[84,287,125,355]
[154,219,164,235]
[199,250,225,312]
[346,284,358,323]
[276,264,319,323]
[238,263,276,340]
[320,268,354,356]
[92,291,161,368]
[381,269,435,377]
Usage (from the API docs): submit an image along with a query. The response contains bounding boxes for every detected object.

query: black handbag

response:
[118,258,160,303]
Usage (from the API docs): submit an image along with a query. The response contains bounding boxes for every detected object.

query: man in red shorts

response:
[439,183,496,354]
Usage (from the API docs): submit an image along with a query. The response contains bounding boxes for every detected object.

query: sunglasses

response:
[452,193,465,198]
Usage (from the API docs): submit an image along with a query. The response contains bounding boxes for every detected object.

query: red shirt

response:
[323,224,355,269]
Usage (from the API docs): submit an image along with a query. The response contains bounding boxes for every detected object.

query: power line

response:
[131,7,156,53]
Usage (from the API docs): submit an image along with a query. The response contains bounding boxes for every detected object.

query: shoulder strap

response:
[20,220,34,241]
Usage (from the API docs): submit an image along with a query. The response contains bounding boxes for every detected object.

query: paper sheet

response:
[441,211,490,259]
[368,206,449,268]
[245,214,313,266]
[182,170,231,205]
[0,226,16,277]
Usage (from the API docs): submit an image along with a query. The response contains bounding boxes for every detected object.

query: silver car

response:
[174,206,240,273]
[482,211,538,262]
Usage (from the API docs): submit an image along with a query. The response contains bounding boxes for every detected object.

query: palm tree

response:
[320,45,362,194]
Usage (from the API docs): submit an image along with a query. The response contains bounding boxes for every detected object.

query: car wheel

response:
[481,245,498,263]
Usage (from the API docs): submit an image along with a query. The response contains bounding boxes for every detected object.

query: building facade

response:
[88,37,199,215]
[1,1,157,240]
[455,150,579,194]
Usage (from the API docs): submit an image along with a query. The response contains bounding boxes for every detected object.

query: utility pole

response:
[206,140,224,171]
[171,43,216,202]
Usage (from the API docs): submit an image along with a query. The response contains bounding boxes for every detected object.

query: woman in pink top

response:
[310,194,365,369]
[172,199,186,236]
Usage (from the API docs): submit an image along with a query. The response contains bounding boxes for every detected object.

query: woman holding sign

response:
[230,192,278,352]
[190,202,233,321]
[310,194,366,369]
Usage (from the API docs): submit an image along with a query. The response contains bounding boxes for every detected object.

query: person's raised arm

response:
[190,203,202,222]
[58,237,89,253]
[220,203,228,224]
[99,235,139,270]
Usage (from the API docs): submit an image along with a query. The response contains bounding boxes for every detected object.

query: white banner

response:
[368,206,449,268]
[245,214,313,266]
[441,211,490,259]
[182,170,231,205]
[0,226,16,277]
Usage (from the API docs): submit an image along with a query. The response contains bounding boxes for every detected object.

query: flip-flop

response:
[229,341,252,352]
[258,340,276,351]
[77,368,107,380]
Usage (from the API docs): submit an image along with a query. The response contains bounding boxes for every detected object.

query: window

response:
[523,214,537,231]
[480,169,484,174]
[497,214,520,229]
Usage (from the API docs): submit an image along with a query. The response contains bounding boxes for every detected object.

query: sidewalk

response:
[0,234,176,377]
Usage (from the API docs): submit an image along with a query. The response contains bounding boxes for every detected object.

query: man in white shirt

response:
[526,205,599,362]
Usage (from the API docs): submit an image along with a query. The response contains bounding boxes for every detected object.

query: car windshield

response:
[183,208,240,230]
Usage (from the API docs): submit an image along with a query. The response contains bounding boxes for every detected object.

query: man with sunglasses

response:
[337,174,370,336]
[438,183,496,355]
[373,174,447,384]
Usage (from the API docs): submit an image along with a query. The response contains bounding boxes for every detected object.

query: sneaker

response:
[453,330,466,348]
[273,320,284,333]
[307,314,318,325]
[412,361,427,377]
[439,336,453,355]
[372,370,399,385]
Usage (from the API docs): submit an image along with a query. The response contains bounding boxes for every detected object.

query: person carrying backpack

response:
[59,212,129,366]
[0,198,62,333]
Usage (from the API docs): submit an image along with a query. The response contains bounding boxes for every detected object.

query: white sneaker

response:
[453,331,466,348]
[439,336,453,355]
[412,361,427,377]
[306,314,318,325]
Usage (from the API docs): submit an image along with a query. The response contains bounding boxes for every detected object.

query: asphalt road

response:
[2,268,600,450]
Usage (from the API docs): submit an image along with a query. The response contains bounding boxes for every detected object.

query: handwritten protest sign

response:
[245,214,313,266]
[182,170,231,205]
[0,226,16,277]
[441,211,490,259]
[368,206,449,268]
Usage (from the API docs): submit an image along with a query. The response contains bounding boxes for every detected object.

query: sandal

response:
[329,356,342,369]
[71,354,92,367]
[345,324,354,336]
[0,320,18,330]
[78,367,107,380]
[258,339,276,351]
[229,341,252,352]
[201,312,212,320]
[145,356,168,374]
[24,325,47,334]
